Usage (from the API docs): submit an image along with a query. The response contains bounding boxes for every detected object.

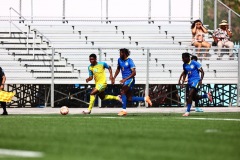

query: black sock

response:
[1,102,7,113]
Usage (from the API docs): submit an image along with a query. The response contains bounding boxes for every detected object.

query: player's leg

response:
[98,84,122,103]
[118,85,129,116]
[195,92,213,103]
[82,86,100,114]
[183,81,197,116]
[1,102,8,115]
[126,78,152,106]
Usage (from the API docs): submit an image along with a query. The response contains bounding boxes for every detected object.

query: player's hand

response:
[199,80,202,86]
[86,78,90,83]
[110,76,115,84]
[119,79,126,84]
[0,84,3,90]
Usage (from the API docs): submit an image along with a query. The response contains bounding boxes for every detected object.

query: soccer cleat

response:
[82,110,91,114]
[1,112,8,116]
[117,95,123,104]
[182,112,190,117]
[207,92,213,103]
[118,111,127,116]
[195,107,204,112]
[145,96,152,106]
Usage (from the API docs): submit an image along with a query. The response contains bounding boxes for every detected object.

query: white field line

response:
[178,117,240,121]
[0,149,44,158]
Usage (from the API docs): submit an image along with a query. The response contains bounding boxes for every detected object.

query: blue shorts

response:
[123,78,135,90]
[188,79,200,90]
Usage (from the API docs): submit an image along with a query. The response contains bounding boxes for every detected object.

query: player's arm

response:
[0,75,6,90]
[178,71,185,84]
[121,68,136,84]
[86,66,93,83]
[198,67,204,86]
[86,76,93,83]
[113,65,120,83]
[107,66,114,84]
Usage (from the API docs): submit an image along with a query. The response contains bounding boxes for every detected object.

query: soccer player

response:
[0,67,8,115]
[113,48,152,116]
[82,54,122,114]
[178,55,205,112]
[179,53,212,117]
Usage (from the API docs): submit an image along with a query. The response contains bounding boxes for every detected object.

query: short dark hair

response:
[182,52,190,58]
[89,54,97,59]
[120,48,130,57]
[191,55,198,61]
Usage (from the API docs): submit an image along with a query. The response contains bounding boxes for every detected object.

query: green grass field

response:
[0,112,240,160]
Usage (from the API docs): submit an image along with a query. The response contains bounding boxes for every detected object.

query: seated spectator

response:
[212,20,234,60]
[191,20,211,59]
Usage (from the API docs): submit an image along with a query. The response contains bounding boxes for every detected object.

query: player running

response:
[82,54,122,114]
[113,48,152,116]
[179,53,212,117]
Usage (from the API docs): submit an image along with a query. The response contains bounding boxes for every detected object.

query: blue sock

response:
[122,94,127,109]
[187,104,192,112]
[202,94,208,98]
[132,97,144,102]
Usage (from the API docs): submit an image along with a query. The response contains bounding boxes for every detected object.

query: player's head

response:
[119,48,130,60]
[191,55,198,61]
[182,52,190,64]
[89,54,97,65]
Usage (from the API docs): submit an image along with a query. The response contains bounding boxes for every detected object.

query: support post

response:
[148,0,151,24]
[62,0,66,23]
[228,10,231,30]
[214,0,217,30]
[98,48,102,107]
[51,48,55,107]
[237,49,240,107]
[145,49,150,107]
[190,0,193,21]
[169,0,171,24]
[106,0,108,23]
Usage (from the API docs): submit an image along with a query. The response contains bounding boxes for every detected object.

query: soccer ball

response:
[60,106,69,115]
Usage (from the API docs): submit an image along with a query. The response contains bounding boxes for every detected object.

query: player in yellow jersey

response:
[82,54,122,114]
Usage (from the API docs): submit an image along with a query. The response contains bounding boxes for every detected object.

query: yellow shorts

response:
[0,90,15,102]
[95,83,107,93]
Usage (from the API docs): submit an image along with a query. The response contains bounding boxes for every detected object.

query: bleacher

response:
[0,20,238,85]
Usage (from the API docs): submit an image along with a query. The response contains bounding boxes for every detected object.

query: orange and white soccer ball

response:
[60,106,69,115]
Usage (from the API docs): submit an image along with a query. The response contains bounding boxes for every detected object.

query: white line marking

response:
[0,149,44,158]
[179,117,240,121]
[205,129,220,133]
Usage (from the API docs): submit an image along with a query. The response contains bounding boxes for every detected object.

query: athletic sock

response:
[121,94,127,110]
[1,102,7,113]
[132,97,144,102]
[103,95,118,100]
[187,104,192,112]
[88,95,96,111]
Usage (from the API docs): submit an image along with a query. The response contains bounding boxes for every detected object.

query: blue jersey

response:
[183,60,201,82]
[117,58,136,79]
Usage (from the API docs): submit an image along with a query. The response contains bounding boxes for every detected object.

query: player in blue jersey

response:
[113,48,152,116]
[179,55,208,112]
[82,54,122,114]
[179,53,212,116]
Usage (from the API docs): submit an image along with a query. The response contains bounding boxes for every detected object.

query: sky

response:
[0,0,201,19]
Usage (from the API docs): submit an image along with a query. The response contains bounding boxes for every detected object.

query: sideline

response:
[0,149,44,158]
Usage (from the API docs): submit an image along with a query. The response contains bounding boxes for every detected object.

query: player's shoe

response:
[82,110,91,114]
[207,92,213,103]
[117,95,123,104]
[195,107,204,112]
[145,96,152,106]
[182,112,190,117]
[1,112,8,116]
[118,111,127,116]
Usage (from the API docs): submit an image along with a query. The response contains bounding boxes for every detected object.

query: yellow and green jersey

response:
[88,62,109,84]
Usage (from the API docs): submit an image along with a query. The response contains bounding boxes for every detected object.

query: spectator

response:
[191,20,211,59]
[212,20,234,60]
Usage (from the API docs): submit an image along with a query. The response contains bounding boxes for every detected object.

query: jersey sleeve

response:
[194,61,202,69]
[88,66,93,77]
[129,59,136,69]
[103,62,109,69]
